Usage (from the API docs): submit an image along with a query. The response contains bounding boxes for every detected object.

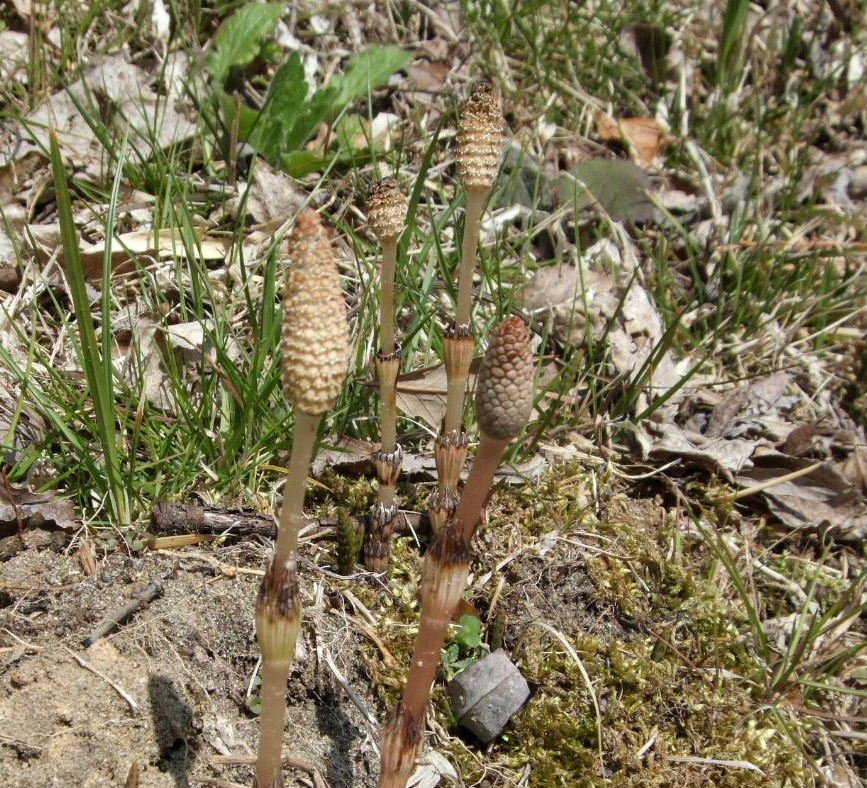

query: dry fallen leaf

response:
[0,483,78,534]
[633,419,759,477]
[521,239,696,416]
[244,159,307,225]
[113,310,240,413]
[595,112,668,168]
[394,361,479,431]
[406,59,450,90]
[18,53,195,181]
[76,228,235,278]
[736,450,867,542]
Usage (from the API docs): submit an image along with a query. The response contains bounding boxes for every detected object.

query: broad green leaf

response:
[280,150,331,178]
[208,3,286,87]
[219,92,261,142]
[254,52,308,160]
[330,46,412,107]
[565,158,655,223]
[251,44,412,175]
[456,615,482,649]
[281,84,340,153]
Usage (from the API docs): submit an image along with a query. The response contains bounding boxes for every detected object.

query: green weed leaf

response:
[254,52,309,161]
[566,159,654,223]
[208,3,286,87]
[330,46,412,107]
[456,615,482,649]
[252,45,411,174]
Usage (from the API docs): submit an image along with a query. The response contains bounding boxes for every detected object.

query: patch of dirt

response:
[0,544,380,788]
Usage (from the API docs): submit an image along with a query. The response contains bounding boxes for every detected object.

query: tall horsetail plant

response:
[380,317,535,788]
[431,82,505,534]
[254,210,349,788]
[364,179,409,571]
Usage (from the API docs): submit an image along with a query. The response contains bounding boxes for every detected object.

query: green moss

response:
[506,694,599,784]
[318,463,816,786]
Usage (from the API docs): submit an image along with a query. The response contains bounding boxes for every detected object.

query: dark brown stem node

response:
[364,502,400,572]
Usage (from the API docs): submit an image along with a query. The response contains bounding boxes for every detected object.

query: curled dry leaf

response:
[595,112,668,168]
[114,311,240,414]
[634,368,867,543]
[394,360,479,432]
[736,450,867,542]
[15,53,195,181]
[74,229,240,280]
[0,482,78,535]
[521,239,697,417]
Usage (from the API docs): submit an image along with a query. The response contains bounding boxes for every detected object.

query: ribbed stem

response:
[451,433,509,542]
[379,368,398,453]
[371,346,402,570]
[399,579,463,719]
[444,377,467,436]
[254,659,292,788]
[255,411,320,787]
[455,188,488,327]
[274,411,321,568]
[378,527,471,788]
[379,484,396,509]
[380,238,398,357]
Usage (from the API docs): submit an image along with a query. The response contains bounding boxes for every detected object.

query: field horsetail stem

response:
[433,81,505,534]
[254,210,349,788]
[365,179,409,571]
[379,317,535,788]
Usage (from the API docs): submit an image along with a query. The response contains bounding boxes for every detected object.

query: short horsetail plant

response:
[254,210,349,788]
[364,179,409,571]
[380,317,535,788]
[431,81,505,534]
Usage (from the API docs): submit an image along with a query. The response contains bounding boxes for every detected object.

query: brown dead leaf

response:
[395,360,480,432]
[595,112,667,167]
[75,229,234,278]
[736,450,867,542]
[18,54,195,181]
[245,159,306,225]
[113,310,240,414]
[77,537,98,576]
[0,483,78,535]
[521,241,696,416]
[634,419,758,477]
[406,59,450,90]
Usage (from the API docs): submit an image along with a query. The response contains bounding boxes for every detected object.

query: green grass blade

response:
[49,130,130,524]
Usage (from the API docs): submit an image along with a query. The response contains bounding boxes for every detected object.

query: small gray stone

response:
[447,649,530,743]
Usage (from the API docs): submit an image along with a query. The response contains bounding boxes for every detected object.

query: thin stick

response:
[64,646,139,711]
[82,574,165,647]
[719,461,824,503]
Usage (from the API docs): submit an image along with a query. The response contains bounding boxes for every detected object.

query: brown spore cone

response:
[457,81,504,192]
[475,316,534,440]
[281,210,350,415]
[367,178,408,240]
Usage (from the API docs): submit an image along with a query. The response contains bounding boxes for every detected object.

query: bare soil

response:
[0,541,382,788]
